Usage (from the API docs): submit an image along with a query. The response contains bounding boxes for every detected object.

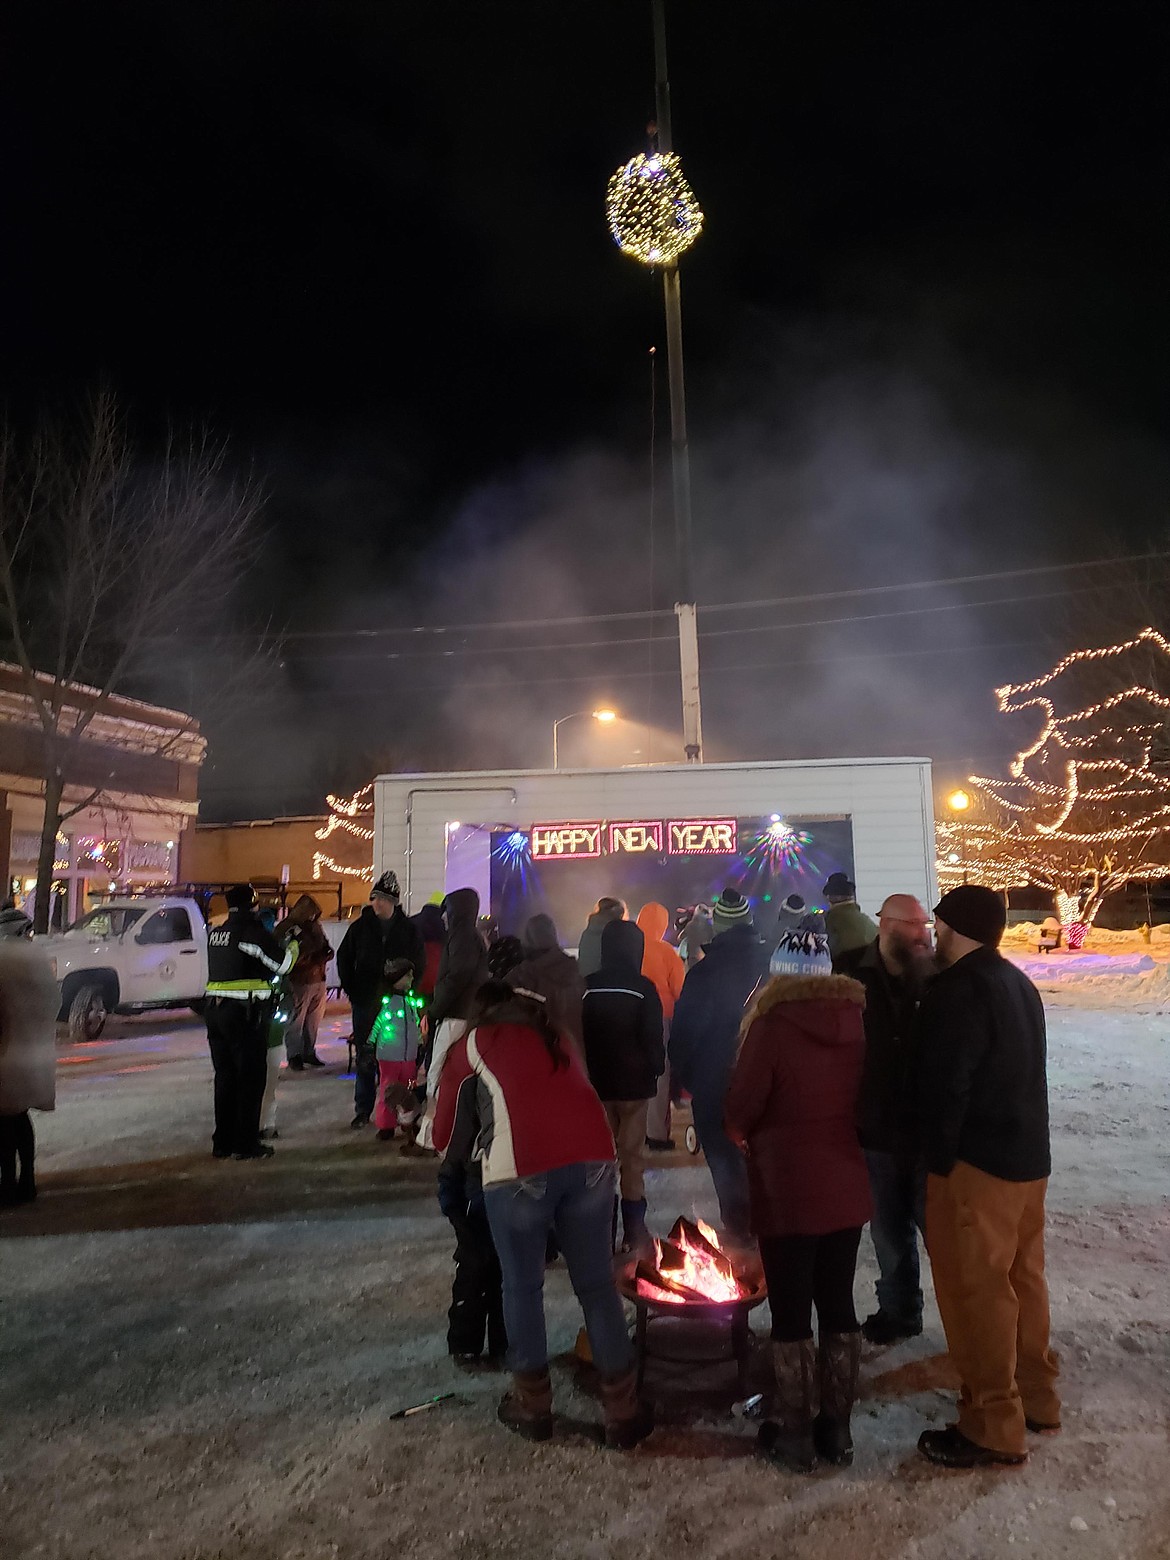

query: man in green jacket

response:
[822,874,878,970]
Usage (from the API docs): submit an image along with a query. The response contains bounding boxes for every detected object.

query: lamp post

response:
[947,788,971,884]
[553,707,617,769]
[606,0,704,763]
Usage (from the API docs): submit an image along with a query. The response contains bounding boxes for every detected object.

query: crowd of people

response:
[2,865,1060,1476]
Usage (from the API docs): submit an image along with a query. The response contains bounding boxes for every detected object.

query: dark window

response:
[138,908,193,945]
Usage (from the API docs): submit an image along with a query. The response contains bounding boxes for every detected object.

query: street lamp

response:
[553,708,617,769]
[947,789,971,884]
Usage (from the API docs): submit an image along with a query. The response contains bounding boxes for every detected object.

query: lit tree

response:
[313,784,374,884]
[969,628,1170,925]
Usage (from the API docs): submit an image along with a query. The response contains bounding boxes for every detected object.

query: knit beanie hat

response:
[934,885,1006,946]
[712,887,753,935]
[769,926,832,978]
[226,883,257,912]
[384,957,415,989]
[371,871,401,902]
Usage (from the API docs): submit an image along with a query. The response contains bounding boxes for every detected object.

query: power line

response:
[251,549,1170,643]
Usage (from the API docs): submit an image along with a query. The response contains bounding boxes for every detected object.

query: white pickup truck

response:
[44,896,211,1041]
[43,894,348,1041]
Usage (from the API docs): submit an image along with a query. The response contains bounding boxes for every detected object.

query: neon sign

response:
[668,819,737,855]
[608,821,664,854]
[531,823,603,860]
[529,818,737,860]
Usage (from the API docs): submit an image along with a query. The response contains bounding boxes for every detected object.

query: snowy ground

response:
[1,1000,1168,1560]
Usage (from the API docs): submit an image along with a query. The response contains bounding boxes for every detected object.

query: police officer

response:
[206,884,297,1160]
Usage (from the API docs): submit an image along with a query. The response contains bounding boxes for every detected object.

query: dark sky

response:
[2,1,1167,818]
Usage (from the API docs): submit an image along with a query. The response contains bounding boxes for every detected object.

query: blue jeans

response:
[484,1161,633,1376]
[691,1093,752,1239]
[864,1149,927,1326]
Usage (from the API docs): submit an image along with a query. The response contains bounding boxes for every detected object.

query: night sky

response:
[2,1,1167,818]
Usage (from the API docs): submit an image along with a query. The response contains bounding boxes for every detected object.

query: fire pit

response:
[618,1217,766,1396]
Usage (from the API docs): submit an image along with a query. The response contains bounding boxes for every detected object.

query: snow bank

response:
[1008,951,1156,981]
[1007,950,1170,1009]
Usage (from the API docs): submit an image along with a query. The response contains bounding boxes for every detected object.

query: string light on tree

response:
[966,628,1170,926]
[313,785,375,883]
[606,152,703,268]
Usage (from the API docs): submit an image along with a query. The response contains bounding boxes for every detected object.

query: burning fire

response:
[635,1217,749,1305]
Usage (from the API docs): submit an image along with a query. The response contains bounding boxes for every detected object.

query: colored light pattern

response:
[606,152,704,267]
[742,820,813,874]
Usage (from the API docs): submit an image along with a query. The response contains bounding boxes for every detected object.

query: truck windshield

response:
[67,907,148,938]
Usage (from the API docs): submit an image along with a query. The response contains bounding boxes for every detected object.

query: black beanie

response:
[934,885,1006,946]
[226,883,256,912]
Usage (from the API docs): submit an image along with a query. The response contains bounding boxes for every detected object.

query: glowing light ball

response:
[606,152,704,267]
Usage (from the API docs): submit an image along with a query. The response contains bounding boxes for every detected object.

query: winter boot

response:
[813,1330,862,1466]
[619,1198,652,1258]
[599,1365,655,1450]
[497,1369,553,1442]
[757,1338,817,1473]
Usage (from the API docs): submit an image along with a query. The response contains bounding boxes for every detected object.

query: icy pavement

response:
[0,1004,1167,1560]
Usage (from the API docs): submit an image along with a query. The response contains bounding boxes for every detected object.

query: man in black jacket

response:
[205,883,297,1160]
[337,871,425,1127]
[913,885,1060,1470]
[837,894,934,1344]
[582,918,664,1254]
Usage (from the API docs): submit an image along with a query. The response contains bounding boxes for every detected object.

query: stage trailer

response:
[374,758,936,938]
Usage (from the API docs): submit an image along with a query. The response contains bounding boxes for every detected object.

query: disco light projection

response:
[743,818,815,874]
[496,830,532,870]
[606,151,704,267]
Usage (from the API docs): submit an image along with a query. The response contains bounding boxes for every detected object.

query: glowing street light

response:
[947,789,972,881]
[553,708,619,769]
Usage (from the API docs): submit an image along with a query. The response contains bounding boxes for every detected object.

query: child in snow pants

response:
[372,960,420,1142]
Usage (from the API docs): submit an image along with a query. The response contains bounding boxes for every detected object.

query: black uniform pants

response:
[206,998,270,1156]
[760,1226,864,1342]
[0,1111,35,1199]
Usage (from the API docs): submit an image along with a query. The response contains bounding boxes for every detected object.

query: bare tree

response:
[0,394,264,932]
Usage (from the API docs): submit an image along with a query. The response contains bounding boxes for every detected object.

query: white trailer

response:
[374,759,936,937]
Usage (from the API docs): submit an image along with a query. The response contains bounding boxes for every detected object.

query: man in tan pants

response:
[914,885,1060,1468]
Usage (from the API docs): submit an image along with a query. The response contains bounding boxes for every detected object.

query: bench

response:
[1036,927,1062,953]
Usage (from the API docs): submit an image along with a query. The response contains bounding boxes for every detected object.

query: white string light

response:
[964,628,1170,922]
[312,785,375,882]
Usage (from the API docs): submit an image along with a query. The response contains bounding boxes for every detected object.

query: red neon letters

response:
[530,823,604,860]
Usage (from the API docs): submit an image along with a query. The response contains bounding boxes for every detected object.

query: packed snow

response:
[0,995,1167,1560]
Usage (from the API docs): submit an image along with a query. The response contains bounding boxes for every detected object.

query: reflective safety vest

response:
[206,910,297,1000]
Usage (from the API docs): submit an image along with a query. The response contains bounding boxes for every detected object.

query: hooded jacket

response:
[824,900,879,968]
[636,902,686,1021]
[681,905,714,967]
[724,973,872,1237]
[582,919,664,1101]
[276,894,333,986]
[0,939,60,1114]
[669,922,769,1107]
[577,901,626,978]
[336,902,425,1009]
[429,888,488,1029]
[411,903,446,998]
[506,914,586,1059]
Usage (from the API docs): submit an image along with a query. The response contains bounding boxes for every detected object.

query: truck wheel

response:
[68,983,108,1042]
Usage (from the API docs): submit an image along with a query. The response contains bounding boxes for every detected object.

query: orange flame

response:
[635,1218,746,1305]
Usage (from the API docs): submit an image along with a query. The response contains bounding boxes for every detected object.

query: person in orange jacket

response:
[636,902,686,1151]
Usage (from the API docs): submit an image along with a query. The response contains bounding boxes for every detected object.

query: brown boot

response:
[599,1365,655,1450]
[813,1331,862,1466]
[497,1369,553,1442]
[757,1338,817,1473]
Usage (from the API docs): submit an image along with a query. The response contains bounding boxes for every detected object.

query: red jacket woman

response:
[724,939,871,1474]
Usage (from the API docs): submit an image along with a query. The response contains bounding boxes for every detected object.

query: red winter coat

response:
[724,973,872,1238]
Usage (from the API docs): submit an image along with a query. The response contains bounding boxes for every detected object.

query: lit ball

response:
[606,152,704,267]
